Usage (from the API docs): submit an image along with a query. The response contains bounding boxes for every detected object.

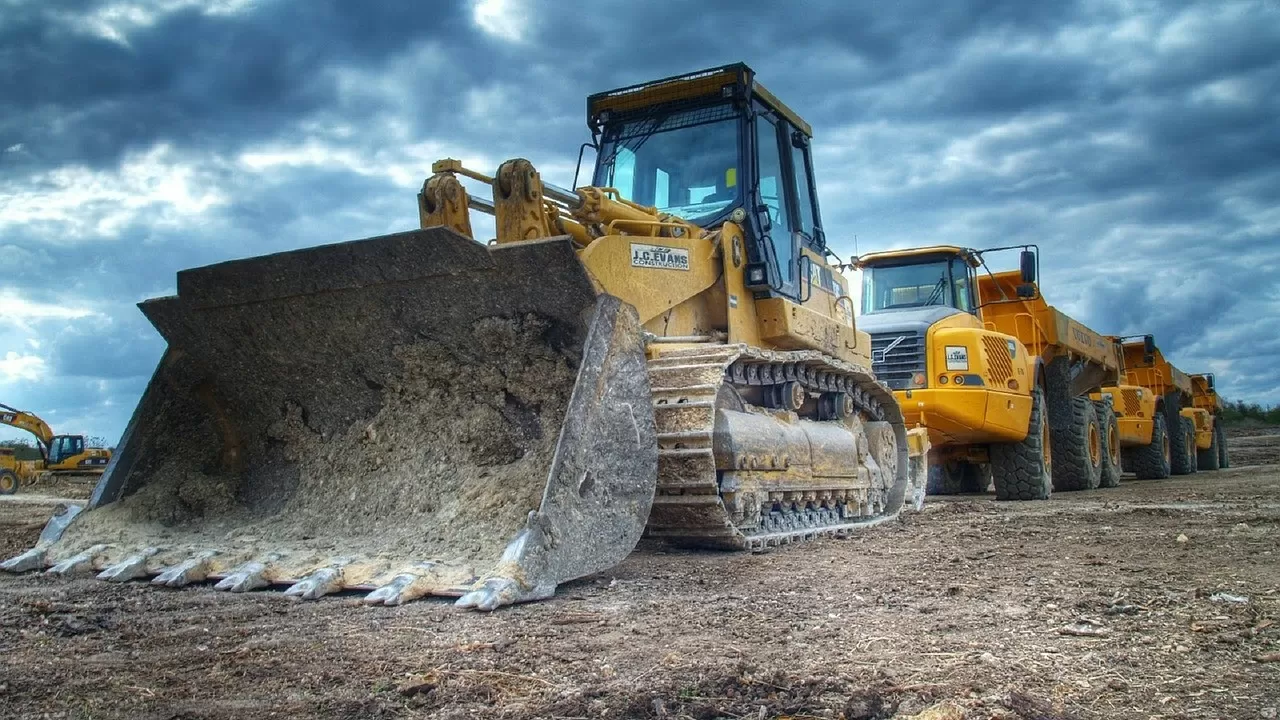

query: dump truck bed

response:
[977,271,1121,378]
[1119,344,1193,399]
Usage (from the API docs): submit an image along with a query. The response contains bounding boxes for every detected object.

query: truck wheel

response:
[1167,403,1194,475]
[991,386,1052,501]
[926,461,988,495]
[1217,424,1230,468]
[1197,424,1221,471]
[1095,400,1122,488]
[0,470,17,495]
[1123,411,1170,480]
[1051,397,1103,491]
[1179,418,1198,475]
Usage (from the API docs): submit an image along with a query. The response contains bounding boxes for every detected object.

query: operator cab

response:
[587,63,825,301]
[47,434,84,465]
[857,247,980,317]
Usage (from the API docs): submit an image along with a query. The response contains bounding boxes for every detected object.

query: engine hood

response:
[857,306,965,336]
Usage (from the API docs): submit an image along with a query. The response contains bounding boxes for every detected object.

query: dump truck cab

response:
[855,245,1046,500]
[855,245,1036,445]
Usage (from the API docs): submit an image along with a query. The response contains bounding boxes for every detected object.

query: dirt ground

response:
[1,429,1276,720]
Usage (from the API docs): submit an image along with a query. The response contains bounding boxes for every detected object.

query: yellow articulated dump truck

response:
[1108,338,1201,477]
[855,244,1124,500]
[1092,336,1172,480]
[1190,373,1230,470]
[1,63,925,611]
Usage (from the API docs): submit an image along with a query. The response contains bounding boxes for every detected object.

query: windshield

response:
[593,103,741,224]
[862,258,972,314]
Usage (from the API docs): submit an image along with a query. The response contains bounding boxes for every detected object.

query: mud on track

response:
[1,430,1277,719]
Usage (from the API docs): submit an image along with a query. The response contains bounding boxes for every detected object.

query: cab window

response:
[755,115,795,286]
[952,258,974,312]
[790,138,816,239]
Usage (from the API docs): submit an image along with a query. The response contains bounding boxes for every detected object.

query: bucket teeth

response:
[364,573,424,606]
[283,564,347,601]
[0,547,48,573]
[455,576,554,612]
[152,551,218,588]
[97,548,160,582]
[46,544,108,576]
[214,557,276,593]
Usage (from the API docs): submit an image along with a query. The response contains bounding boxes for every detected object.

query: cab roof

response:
[587,63,812,137]
[854,245,980,269]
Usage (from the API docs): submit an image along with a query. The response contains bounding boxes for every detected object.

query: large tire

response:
[1217,423,1230,468]
[1168,401,1194,476]
[991,386,1052,500]
[1197,423,1221,471]
[1123,410,1171,480]
[1051,397,1103,491]
[926,461,989,495]
[1179,417,1198,475]
[0,470,17,495]
[1095,400,1122,488]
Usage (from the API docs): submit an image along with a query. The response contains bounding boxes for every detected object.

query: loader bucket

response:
[1,228,658,610]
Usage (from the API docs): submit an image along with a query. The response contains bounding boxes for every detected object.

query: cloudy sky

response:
[2,0,1277,444]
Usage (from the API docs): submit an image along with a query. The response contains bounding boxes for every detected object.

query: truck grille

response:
[982,336,1013,385]
[1121,389,1141,416]
[870,331,926,390]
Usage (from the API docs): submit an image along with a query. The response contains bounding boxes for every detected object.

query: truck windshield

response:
[594,103,741,225]
[862,258,971,314]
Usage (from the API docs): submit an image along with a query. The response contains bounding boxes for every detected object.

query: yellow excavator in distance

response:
[2,63,928,611]
[0,403,112,494]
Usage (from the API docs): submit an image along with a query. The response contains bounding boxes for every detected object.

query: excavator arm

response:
[0,403,53,458]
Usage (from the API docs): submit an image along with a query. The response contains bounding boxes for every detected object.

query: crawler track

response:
[642,344,910,551]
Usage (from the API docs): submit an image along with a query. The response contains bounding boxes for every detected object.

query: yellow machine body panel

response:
[577,229,868,367]
[1182,408,1215,450]
[882,309,1035,448]
[1094,384,1156,446]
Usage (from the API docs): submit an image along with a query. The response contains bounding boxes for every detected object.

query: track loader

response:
[1,64,926,611]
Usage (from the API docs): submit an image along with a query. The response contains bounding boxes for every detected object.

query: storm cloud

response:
[1,0,1277,442]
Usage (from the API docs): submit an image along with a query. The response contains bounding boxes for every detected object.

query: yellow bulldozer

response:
[0,403,112,494]
[1,64,927,611]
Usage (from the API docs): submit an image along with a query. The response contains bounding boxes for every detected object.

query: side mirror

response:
[1019,250,1036,283]
[1206,374,1215,390]
[1143,335,1156,356]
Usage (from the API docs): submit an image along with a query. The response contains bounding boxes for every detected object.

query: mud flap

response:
[2,228,657,610]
